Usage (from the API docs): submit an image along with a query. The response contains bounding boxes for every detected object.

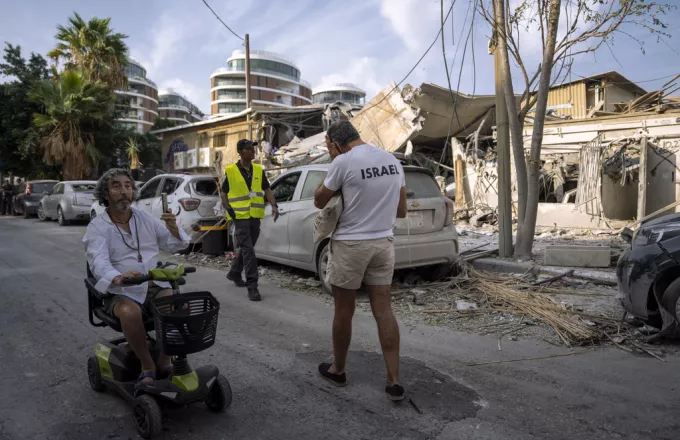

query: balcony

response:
[128,75,157,88]
[158,103,190,113]
[212,66,311,89]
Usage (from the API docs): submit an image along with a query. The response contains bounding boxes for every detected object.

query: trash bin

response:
[200,224,228,256]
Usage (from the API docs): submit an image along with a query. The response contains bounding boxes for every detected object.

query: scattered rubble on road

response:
[172,249,674,359]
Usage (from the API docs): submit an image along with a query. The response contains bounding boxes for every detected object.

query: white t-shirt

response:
[324,144,405,240]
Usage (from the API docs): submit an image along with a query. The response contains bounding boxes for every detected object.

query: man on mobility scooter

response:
[84,168,231,438]
[84,168,191,386]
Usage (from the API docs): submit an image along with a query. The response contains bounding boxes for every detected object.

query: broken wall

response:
[646,139,679,215]
[601,174,637,220]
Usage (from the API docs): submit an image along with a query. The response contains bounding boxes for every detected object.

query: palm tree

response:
[29,70,111,179]
[47,12,129,89]
[126,137,141,169]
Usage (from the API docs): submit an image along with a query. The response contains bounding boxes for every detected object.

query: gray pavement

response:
[1,216,679,440]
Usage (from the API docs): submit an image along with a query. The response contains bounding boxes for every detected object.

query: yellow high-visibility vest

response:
[224,163,265,220]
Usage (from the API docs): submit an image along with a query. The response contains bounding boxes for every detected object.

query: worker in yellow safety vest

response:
[221,139,279,301]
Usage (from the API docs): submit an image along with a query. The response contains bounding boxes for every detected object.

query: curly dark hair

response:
[94,168,138,207]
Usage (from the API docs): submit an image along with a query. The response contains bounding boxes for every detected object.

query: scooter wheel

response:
[87,357,105,392]
[133,394,163,439]
[205,374,233,412]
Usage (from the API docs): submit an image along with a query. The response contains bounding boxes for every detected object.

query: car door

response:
[255,171,302,259]
[135,177,163,214]
[151,176,183,218]
[47,183,63,217]
[287,169,328,263]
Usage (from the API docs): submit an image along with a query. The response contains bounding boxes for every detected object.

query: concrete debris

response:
[455,300,478,310]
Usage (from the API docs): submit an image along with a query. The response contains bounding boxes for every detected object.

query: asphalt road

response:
[1,216,679,440]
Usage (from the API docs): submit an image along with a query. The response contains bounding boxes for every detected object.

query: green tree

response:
[0,44,58,178]
[47,12,129,89]
[29,70,112,179]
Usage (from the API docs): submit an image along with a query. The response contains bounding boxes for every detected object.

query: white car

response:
[245,163,459,293]
[91,175,221,247]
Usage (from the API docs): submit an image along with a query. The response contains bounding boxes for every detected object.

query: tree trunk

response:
[514,0,561,259]
[495,1,527,227]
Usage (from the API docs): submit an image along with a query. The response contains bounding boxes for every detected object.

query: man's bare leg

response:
[114,298,156,382]
[327,286,357,375]
[153,288,173,374]
[368,284,401,386]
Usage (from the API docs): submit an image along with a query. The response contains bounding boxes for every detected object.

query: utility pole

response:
[244,33,253,139]
[492,0,513,258]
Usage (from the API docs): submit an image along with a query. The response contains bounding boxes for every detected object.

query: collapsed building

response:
[153,70,680,229]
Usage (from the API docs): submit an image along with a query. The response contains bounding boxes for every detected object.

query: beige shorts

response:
[328,237,395,290]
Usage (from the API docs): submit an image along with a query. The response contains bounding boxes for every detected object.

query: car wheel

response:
[57,207,69,226]
[37,205,47,221]
[317,243,333,296]
[661,277,680,328]
[417,263,455,282]
[23,205,30,219]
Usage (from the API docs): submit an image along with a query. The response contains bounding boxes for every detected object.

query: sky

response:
[2,0,680,115]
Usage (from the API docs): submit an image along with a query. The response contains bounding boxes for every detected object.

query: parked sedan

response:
[90,174,221,247]
[247,164,459,293]
[12,180,58,218]
[617,213,680,337]
[38,181,97,225]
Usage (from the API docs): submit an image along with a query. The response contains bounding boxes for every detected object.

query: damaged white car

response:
[246,163,459,293]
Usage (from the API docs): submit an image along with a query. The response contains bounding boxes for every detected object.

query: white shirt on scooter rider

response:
[83,207,191,304]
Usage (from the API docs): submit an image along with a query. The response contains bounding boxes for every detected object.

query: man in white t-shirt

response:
[314,120,407,401]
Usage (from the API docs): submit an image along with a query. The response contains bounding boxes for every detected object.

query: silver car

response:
[38,181,97,226]
[249,164,459,293]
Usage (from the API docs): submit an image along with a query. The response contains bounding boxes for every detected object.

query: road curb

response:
[471,257,617,286]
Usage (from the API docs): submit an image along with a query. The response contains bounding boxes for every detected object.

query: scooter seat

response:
[86,276,155,333]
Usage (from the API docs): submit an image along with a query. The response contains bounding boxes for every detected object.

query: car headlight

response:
[632,223,680,247]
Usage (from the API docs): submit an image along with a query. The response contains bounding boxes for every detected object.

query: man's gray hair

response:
[94,168,137,207]
[327,120,360,147]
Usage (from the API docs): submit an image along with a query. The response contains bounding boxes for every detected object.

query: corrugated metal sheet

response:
[546,82,586,119]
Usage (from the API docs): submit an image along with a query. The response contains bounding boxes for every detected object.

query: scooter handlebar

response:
[120,275,153,286]
[184,266,196,274]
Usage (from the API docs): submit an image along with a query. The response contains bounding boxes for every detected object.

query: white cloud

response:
[319,57,383,97]
[159,78,204,111]
[130,12,191,77]
[380,0,440,52]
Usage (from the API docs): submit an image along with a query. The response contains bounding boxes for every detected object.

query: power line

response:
[200,0,245,41]
[360,0,457,114]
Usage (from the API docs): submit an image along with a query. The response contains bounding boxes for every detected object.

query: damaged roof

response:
[552,71,647,96]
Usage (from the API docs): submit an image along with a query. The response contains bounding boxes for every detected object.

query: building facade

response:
[116,59,159,133]
[312,83,366,106]
[210,50,312,116]
[158,89,205,126]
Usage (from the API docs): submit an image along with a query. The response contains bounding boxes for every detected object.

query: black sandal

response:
[318,363,347,387]
[135,371,156,389]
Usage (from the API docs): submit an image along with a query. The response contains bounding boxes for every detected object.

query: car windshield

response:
[405,171,441,199]
[30,182,56,193]
[72,183,96,192]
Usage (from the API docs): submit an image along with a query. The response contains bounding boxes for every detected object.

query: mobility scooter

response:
[85,262,231,438]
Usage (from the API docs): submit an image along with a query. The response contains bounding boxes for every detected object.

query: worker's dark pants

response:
[1,196,12,215]
[228,218,261,288]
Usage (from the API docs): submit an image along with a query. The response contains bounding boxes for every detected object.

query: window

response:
[52,183,64,195]
[72,183,96,192]
[405,171,441,199]
[190,179,218,196]
[300,171,327,200]
[161,178,181,195]
[139,178,161,200]
[32,182,56,194]
[271,172,301,203]
[213,132,226,147]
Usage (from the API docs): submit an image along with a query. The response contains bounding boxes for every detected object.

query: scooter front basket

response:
[151,291,220,356]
